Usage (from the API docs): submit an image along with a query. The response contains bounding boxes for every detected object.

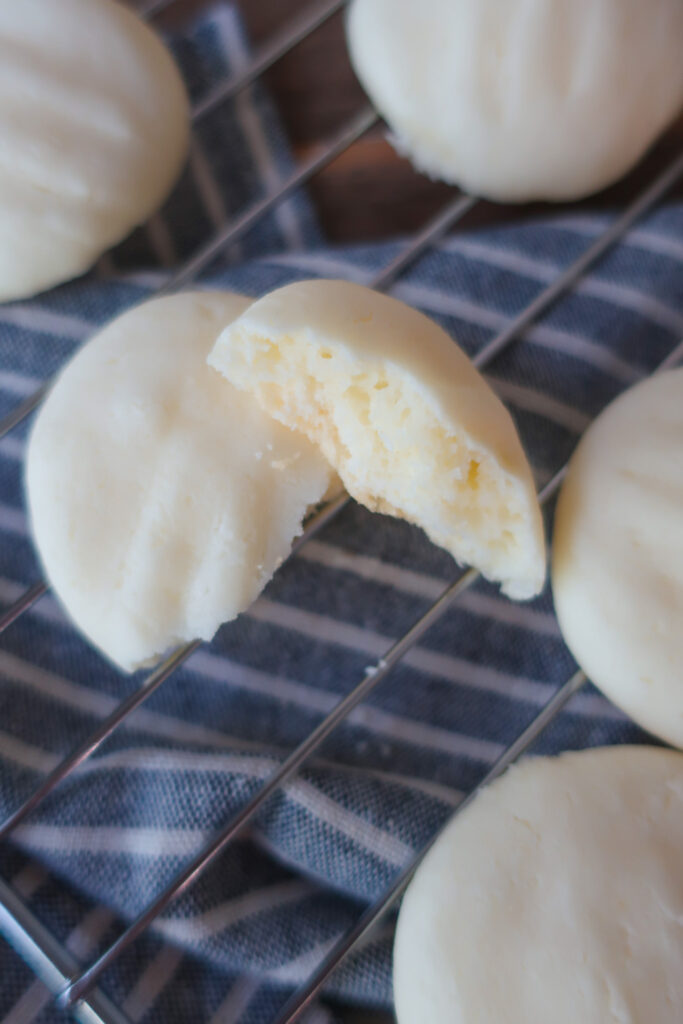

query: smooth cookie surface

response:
[394,746,683,1023]
[0,0,189,301]
[553,369,683,748]
[26,292,335,671]
[347,0,683,201]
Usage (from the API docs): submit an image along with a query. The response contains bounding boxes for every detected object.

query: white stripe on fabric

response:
[624,227,683,263]
[0,981,49,1024]
[359,767,461,805]
[264,252,640,382]
[0,369,44,397]
[0,580,63,624]
[207,977,260,1024]
[0,306,92,341]
[303,1010,334,1024]
[0,637,502,766]
[117,269,168,290]
[191,649,504,763]
[215,6,304,252]
[0,862,51,1024]
[266,921,393,990]
[11,862,47,901]
[0,436,25,461]
[0,638,614,777]
[544,214,683,263]
[267,936,338,985]
[0,645,299,753]
[265,251,369,283]
[87,737,461,809]
[74,748,414,866]
[65,904,115,961]
[0,607,616,779]
[0,614,462,802]
[122,945,184,1022]
[16,824,211,858]
[0,905,115,1024]
[249,601,545,704]
[159,881,314,942]
[7,739,413,867]
[539,213,611,236]
[489,377,591,433]
[0,730,57,773]
[0,504,27,537]
[393,280,640,384]
[248,599,623,720]
[290,777,412,865]
[0,649,153,720]
[144,212,178,269]
[441,236,683,335]
[299,540,561,637]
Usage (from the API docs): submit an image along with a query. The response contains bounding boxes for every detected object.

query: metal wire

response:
[0,144,669,628]
[273,669,589,1024]
[0,581,47,634]
[0,383,49,441]
[0,491,353,838]
[474,149,683,368]
[56,383,595,1006]
[60,564,480,1005]
[0,190,478,634]
[58,150,683,1005]
[0,191,479,636]
[0,642,200,842]
[2,147,682,1008]
[146,0,348,124]
[0,96,382,444]
[659,335,683,373]
[160,106,379,294]
[0,107,378,447]
[0,876,132,1024]
[371,192,478,292]
[268,357,683,1024]
[0,193,490,1017]
[4,140,674,837]
[192,0,349,121]
[271,339,683,1024]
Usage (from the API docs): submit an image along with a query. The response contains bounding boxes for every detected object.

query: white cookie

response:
[209,279,545,600]
[394,746,683,1024]
[347,0,683,201]
[552,369,683,748]
[0,0,189,302]
[26,292,335,672]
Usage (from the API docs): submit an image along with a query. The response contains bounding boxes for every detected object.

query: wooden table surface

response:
[152,3,683,1021]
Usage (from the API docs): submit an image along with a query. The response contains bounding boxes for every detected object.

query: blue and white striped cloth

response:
[1,4,682,1022]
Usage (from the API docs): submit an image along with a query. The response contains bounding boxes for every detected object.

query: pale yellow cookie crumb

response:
[209,279,545,599]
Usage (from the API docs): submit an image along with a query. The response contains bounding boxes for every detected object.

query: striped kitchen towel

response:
[1,3,682,1022]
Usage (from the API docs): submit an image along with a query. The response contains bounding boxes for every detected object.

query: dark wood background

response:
[150,3,683,1021]
[160,0,683,244]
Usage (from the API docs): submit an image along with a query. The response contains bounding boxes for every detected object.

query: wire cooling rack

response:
[0,1,682,1021]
